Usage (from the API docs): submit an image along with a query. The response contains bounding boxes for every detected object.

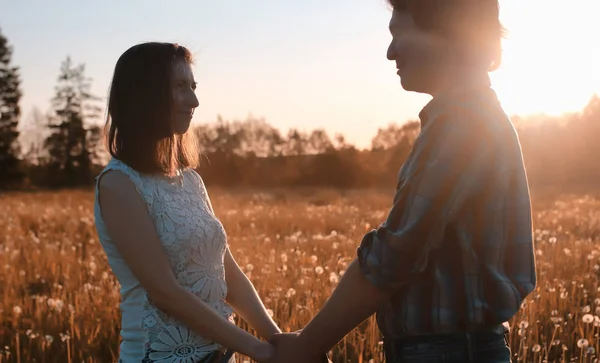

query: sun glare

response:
[490,0,600,116]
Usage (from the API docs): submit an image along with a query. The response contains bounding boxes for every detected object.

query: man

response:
[268,0,537,362]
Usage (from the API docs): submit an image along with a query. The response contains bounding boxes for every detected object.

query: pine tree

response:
[21,107,50,166]
[44,56,101,186]
[0,28,23,187]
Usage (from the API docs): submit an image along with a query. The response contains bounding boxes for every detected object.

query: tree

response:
[370,120,420,151]
[0,28,23,187]
[582,94,600,122]
[196,116,244,156]
[44,56,102,186]
[86,124,107,166]
[236,117,285,157]
[283,128,309,156]
[21,106,51,165]
[306,129,334,154]
[333,133,351,151]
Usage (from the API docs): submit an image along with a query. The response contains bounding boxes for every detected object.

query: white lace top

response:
[93,158,234,363]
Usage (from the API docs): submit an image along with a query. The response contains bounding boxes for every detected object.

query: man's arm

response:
[296,259,385,357]
[270,117,493,361]
[266,260,383,363]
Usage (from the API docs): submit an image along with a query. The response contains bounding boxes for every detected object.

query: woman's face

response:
[171,60,199,134]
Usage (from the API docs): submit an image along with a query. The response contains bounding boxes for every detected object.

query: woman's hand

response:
[251,341,276,362]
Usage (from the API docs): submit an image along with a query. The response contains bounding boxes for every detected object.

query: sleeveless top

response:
[93,158,234,363]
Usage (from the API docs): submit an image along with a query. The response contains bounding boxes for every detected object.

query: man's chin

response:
[399,76,427,94]
[399,77,414,92]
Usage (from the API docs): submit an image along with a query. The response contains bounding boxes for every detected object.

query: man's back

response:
[357,84,537,339]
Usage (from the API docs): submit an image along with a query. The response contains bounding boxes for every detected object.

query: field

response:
[1,187,600,362]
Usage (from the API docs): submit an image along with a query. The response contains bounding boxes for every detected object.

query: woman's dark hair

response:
[388,0,505,71]
[104,42,199,175]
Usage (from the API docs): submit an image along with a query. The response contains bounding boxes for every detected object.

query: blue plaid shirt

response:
[357,83,537,339]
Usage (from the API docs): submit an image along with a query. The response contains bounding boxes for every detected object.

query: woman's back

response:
[94,158,234,362]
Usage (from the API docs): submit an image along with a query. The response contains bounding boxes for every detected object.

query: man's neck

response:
[430,68,491,98]
[419,68,495,126]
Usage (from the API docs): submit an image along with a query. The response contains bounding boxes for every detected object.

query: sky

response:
[1,0,599,149]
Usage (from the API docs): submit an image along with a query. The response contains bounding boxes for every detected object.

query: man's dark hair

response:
[388,0,504,71]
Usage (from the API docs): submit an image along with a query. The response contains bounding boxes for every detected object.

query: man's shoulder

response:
[425,88,514,142]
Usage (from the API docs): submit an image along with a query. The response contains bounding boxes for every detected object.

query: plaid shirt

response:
[357,82,537,339]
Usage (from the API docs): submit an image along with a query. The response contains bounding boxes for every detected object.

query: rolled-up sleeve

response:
[357,116,491,293]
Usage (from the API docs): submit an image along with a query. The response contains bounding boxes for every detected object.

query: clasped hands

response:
[264,330,332,363]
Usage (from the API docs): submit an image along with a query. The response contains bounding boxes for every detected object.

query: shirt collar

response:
[419,73,494,127]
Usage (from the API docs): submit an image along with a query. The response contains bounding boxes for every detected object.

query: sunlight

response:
[491,0,600,116]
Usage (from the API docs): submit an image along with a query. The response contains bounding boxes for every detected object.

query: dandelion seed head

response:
[587,346,596,355]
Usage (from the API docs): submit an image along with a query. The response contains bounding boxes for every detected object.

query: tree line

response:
[1,28,599,190]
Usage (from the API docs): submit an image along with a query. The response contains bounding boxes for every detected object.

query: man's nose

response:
[387,41,397,61]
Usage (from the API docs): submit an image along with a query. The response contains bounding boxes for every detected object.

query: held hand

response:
[252,341,276,363]
[267,332,302,363]
[267,332,324,363]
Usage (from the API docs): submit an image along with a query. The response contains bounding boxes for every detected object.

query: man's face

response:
[386,10,453,96]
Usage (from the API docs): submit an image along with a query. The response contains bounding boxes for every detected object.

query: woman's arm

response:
[198,173,281,339]
[224,247,282,340]
[98,171,273,362]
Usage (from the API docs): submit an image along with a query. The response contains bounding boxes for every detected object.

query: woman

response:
[93,42,278,363]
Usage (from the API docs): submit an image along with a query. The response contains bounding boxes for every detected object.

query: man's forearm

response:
[298,259,387,356]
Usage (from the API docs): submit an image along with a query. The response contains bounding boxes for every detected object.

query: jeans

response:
[385,332,512,363]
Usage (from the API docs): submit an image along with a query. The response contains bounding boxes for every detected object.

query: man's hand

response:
[267,332,324,363]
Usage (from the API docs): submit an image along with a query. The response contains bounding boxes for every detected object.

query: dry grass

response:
[1,187,600,362]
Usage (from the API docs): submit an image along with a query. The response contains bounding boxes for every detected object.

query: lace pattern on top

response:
[95,159,234,363]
